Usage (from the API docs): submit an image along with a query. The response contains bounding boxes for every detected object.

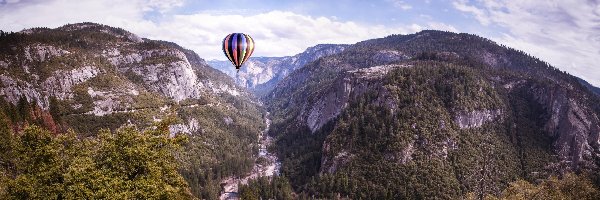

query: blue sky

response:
[1,0,599,86]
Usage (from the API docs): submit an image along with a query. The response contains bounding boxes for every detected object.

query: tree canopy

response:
[0,120,193,199]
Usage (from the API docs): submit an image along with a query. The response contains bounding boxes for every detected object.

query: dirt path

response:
[219,112,280,200]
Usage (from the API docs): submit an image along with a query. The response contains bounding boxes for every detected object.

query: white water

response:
[219,112,280,200]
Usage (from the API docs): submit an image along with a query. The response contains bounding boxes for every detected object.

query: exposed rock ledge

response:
[454,109,503,129]
[305,64,408,133]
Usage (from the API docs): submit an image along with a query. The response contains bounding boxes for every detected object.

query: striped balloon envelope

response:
[222,33,255,71]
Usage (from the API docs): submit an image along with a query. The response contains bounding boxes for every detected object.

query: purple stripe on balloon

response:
[232,33,239,66]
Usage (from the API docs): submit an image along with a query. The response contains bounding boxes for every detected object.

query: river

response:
[219,112,280,200]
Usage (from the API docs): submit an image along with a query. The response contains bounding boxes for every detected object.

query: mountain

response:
[208,44,347,96]
[0,22,265,199]
[2,23,599,199]
[578,77,600,96]
[265,30,600,198]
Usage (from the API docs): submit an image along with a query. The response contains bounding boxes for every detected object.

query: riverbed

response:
[219,112,280,200]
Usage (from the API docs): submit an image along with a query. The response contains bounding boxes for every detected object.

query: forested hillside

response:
[265,30,600,199]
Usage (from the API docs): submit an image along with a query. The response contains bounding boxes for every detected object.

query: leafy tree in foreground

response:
[0,120,194,199]
[466,173,600,200]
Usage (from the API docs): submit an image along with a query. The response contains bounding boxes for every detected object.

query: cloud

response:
[0,0,458,62]
[0,0,445,60]
[452,0,491,25]
[426,22,459,33]
[387,0,413,10]
[0,0,165,31]
[145,11,430,59]
[453,0,600,86]
[0,0,21,4]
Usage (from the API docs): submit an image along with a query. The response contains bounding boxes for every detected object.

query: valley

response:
[1,23,599,199]
[219,112,280,200]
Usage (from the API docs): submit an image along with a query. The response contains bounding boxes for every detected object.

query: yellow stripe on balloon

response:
[240,34,247,65]
[243,35,254,63]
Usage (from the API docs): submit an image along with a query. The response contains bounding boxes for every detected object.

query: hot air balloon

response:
[222,33,255,72]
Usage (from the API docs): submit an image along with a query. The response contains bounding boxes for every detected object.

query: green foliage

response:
[274,122,330,189]
[474,173,600,200]
[239,176,294,200]
[62,113,132,136]
[71,86,94,113]
[176,101,265,199]
[267,58,564,198]
[0,122,193,199]
[504,82,556,180]
[16,96,30,122]
[304,64,509,199]
[0,111,15,172]
[83,73,129,91]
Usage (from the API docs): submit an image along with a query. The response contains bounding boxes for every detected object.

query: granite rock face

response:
[0,23,253,136]
[454,109,503,129]
[531,84,600,169]
[304,65,406,133]
[103,47,227,102]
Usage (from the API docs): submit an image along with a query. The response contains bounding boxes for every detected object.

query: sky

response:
[1,0,599,86]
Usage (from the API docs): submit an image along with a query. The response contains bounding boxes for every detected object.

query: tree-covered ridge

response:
[265,30,600,198]
[299,63,558,198]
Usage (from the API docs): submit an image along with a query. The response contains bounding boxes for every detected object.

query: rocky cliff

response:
[1,23,251,131]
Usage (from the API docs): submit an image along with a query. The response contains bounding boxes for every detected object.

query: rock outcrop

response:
[303,65,406,133]
[454,109,503,129]
[0,22,252,134]
[532,84,600,169]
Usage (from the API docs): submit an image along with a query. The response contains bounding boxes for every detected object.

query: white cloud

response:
[0,0,443,60]
[452,0,491,25]
[0,0,21,4]
[426,22,459,33]
[143,0,184,13]
[0,0,459,63]
[145,11,426,59]
[387,0,413,10]
[0,0,162,31]
[453,0,600,86]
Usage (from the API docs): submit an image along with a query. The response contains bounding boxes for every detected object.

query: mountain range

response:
[1,23,600,199]
[208,44,347,96]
